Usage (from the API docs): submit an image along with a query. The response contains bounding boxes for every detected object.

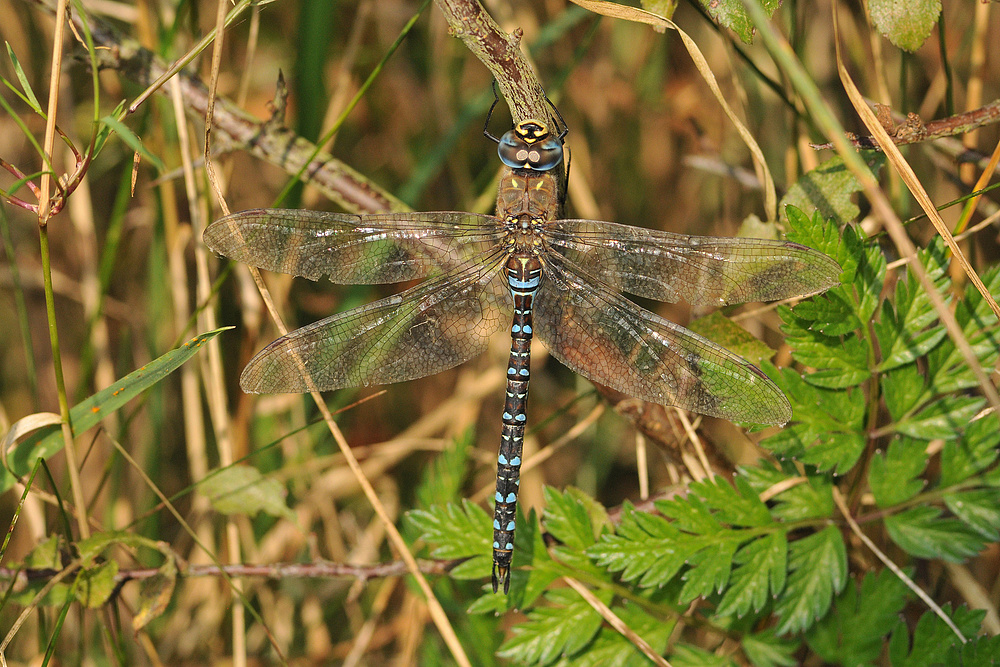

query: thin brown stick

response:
[810,99,1000,151]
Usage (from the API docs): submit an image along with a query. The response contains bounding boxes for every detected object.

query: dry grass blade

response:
[832,488,967,642]
[562,576,673,667]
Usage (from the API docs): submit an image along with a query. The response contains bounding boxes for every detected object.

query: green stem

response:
[39,223,90,540]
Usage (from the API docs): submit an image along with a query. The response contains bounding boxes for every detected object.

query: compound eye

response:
[527,138,563,171]
[497,130,564,171]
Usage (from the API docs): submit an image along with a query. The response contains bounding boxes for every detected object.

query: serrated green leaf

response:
[587,504,698,587]
[881,364,928,421]
[679,539,736,604]
[869,438,927,508]
[559,600,674,667]
[762,366,866,472]
[885,506,985,561]
[805,569,908,665]
[714,532,787,618]
[741,466,833,521]
[201,466,294,520]
[868,0,941,51]
[543,486,600,551]
[774,525,847,634]
[875,240,950,372]
[1,328,229,492]
[939,417,1000,486]
[783,320,870,389]
[943,489,1000,540]
[742,629,798,667]
[785,292,860,336]
[895,396,985,440]
[407,499,490,562]
[497,588,608,665]
[888,605,985,666]
[678,475,771,528]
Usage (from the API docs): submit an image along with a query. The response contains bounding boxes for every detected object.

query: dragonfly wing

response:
[241,250,512,393]
[544,219,840,306]
[534,254,791,425]
[204,209,504,284]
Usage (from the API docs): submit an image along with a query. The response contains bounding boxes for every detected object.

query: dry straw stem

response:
[562,576,674,667]
[831,487,967,642]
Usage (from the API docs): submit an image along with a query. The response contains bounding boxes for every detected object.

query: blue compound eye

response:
[497,121,564,171]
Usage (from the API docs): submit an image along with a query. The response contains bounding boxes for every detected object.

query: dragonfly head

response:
[498,120,564,171]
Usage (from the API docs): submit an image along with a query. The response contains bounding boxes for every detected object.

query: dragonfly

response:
[203,101,841,594]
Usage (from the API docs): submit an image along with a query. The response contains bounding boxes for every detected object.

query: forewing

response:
[204,209,503,284]
[241,250,512,393]
[533,254,791,425]
[543,219,840,306]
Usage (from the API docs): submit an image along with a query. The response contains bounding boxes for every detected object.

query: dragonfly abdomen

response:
[492,253,542,594]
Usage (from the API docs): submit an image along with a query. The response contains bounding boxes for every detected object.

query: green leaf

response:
[888,606,985,666]
[805,569,908,665]
[5,43,42,112]
[407,499,490,565]
[1,328,229,492]
[943,489,1000,540]
[670,643,735,666]
[76,531,167,565]
[497,588,608,665]
[741,629,798,667]
[559,601,674,667]
[679,538,736,603]
[939,417,1000,486]
[926,267,1000,395]
[714,532,787,618]
[779,154,883,229]
[688,311,774,366]
[542,486,602,551]
[895,396,985,440]
[133,557,177,631]
[665,475,771,528]
[885,506,985,561]
[694,0,779,45]
[868,0,941,52]
[783,316,870,389]
[881,364,928,421]
[587,503,697,588]
[741,465,833,521]
[869,437,927,508]
[76,560,118,609]
[762,368,866,472]
[774,525,847,634]
[201,466,295,520]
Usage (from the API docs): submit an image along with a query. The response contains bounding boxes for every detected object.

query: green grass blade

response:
[1,328,231,491]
